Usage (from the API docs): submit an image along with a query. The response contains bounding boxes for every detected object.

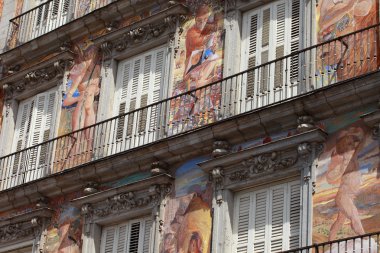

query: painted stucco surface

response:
[313,107,380,243]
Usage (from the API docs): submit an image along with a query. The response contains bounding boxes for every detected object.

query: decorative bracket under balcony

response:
[93,4,189,59]
[0,207,53,247]
[0,51,75,101]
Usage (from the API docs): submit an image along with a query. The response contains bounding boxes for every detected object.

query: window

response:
[10,88,58,186]
[32,0,71,40]
[241,0,300,109]
[114,47,167,149]
[100,217,153,253]
[233,181,300,253]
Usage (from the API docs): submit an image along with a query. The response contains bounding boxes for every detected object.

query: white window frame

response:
[232,180,301,253]
[100,216,153,253]
[112,46,168,151]
[6,86,59,188]
[239,0,301,112]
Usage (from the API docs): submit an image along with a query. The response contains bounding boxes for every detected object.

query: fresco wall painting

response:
[161,157,212,253]
[168,0,224,135]
[316,0,379,87]
[54,38,102,171]
[6,0,24,49]
[313,108,380,246]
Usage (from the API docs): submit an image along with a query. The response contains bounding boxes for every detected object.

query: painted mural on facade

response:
[161,157,212,253]
[55,38,102,171]
[6,0,24,49]
[313,108,380,244]
[44,193,83,253]
[168,0,224,135]
[316,0,378,87]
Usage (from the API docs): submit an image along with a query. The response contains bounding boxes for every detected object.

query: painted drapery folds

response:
[168,0,224,135]
[55,39,102,171]
[316,0,378,87]
[313,108,380,244]
[161,157,212,253]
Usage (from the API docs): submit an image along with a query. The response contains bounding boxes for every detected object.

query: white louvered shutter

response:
[288,181,301,249]
[102,226,117,253]
[10,89,57,187]
[114,48,166,150]
[269,185,286,252]
[25,89,57,183]
[242,0,300,111]
[10,99,34,187]
[235,194,251,253]
[234,181,301,253]
[100,218,152,253]
[252,190,268,253]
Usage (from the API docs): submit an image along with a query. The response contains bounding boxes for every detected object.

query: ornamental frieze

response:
[81,183,172,220]
[228,152,298,181]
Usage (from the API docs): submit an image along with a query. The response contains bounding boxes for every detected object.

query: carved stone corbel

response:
[6,65,21,75]
[210,167,224,204]
[212,140,230,157]
[297,115,316,133]
[105,21,119,32]
[60,41,72,52]
[151,161,169,175]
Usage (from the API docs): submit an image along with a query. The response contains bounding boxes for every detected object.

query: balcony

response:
[5,0,114,51]
[284,231,380,253]
[0,24,380,190]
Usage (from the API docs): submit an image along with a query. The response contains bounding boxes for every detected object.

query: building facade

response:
[0,0,379,253]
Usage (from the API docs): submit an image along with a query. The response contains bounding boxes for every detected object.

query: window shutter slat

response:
[103,226,116,253]
[274,3,286,88]
[253,191,268,253]
[289,182,301,249]
[247,13,258,97]
[270,186,286,253]
[290,0,300,80]
[128,221,141,253]
[116,224,128,253]
[236,195,250,253]
[142,219,153,253]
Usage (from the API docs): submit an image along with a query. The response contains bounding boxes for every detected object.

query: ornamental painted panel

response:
[313,107,380,243]
[168,0,224,135]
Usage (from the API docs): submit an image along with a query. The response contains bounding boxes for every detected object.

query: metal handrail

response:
[282,231,380,253]
[5,0,115,50]
[0,23,379,190]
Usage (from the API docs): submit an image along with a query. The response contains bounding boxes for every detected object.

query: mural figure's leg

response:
[338,192,365,236]
[329,211,346,240]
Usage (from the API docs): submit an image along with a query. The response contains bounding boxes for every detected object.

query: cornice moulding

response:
[197,129,327,172]
[0,208,53,227]
[0,51,75,86]
[92,4,189,46]
[71,174,174,207]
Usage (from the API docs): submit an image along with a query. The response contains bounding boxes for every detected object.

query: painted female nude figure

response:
[326,126,366,240]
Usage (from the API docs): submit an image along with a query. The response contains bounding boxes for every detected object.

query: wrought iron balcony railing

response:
[0,23,379,190]
[5,0,114,50]
[283,231,380,253]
